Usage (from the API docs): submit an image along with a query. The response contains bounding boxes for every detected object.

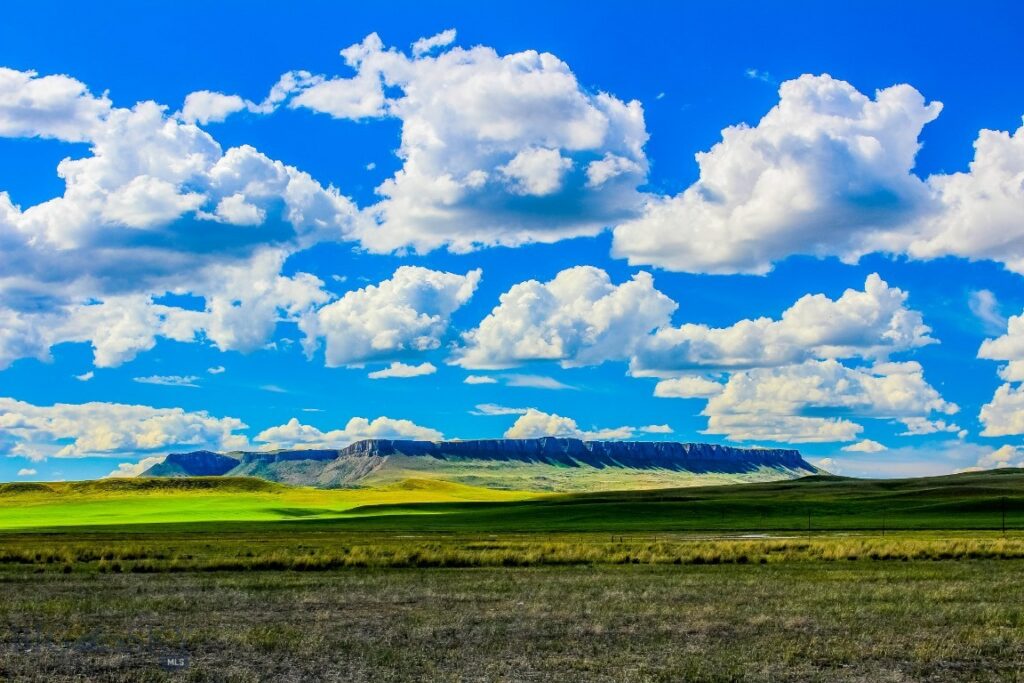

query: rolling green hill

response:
[316,468,1024,534]
[4,468,1024,533]
[0,477,538,530]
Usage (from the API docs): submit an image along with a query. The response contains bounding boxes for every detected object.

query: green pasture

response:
[0,477,535,530]
[3,468,1024,534]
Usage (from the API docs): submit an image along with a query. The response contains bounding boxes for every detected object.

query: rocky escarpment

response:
[141,437,816,491]
[335,437,811,474]
[144,450,239,477]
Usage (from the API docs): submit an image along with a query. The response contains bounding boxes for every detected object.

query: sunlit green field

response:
[6,468,1024,533]
[4,469,1024,573]
[0,477,536,529]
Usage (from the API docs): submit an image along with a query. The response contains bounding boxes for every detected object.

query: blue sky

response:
[3,1,1024,481]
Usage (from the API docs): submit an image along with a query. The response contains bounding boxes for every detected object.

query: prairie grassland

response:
[4,560,1024,681]
[5,469,1024,680]
[4,528,1024,572]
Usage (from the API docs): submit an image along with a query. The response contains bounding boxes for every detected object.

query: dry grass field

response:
[4,559,1024,682]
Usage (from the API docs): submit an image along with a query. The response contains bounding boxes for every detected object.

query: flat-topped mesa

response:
[337,437,813,474]
[235,449,340,466]
[141,437,816,488]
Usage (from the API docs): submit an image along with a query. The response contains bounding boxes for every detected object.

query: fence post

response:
[1003,496,1007,536]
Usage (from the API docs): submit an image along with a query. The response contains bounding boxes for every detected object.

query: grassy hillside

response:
[338,468,1024,533]
[0,477,537,529]
[4,468,1024,533]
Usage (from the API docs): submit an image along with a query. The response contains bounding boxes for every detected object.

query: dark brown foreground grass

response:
[3,560,1024,682]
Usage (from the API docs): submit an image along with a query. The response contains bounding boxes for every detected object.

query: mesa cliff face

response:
[144,437,817,491]
[334,437,810,473]
[144,451,239,477]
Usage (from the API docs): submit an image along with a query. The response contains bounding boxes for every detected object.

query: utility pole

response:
[1002,496,1007,536]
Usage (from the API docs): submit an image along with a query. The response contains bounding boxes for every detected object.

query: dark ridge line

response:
[149,436,815,478]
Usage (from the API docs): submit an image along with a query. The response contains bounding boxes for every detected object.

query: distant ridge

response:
[143,437,817,492]
[335,437,810,472]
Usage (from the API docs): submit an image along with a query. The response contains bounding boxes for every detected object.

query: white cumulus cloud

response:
[0,67,359,371]
[503,408,635,441]
[972,444,1024,470]
[367,361,437,379]
[612,74,941,274]
[0,66,110,141]
[0,397,248,460]
[454,266,675,369]
[979,311,1024,383]
[179,90,249,125]
[105,455,167,479]
[701,360,957,443]
[255,416,442,450]
[653,376,725,399]
[978,310,1024,436]
[498,147,573,196]
[639,424,673,434]
[300,266,480,367]
[609,74,1024,278]
[633,274,933,376]
[841,439,887,453]
[910,120,1024,274]
[980,384,1024,437]
[411,29,457,57]
[260,33,648,252]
